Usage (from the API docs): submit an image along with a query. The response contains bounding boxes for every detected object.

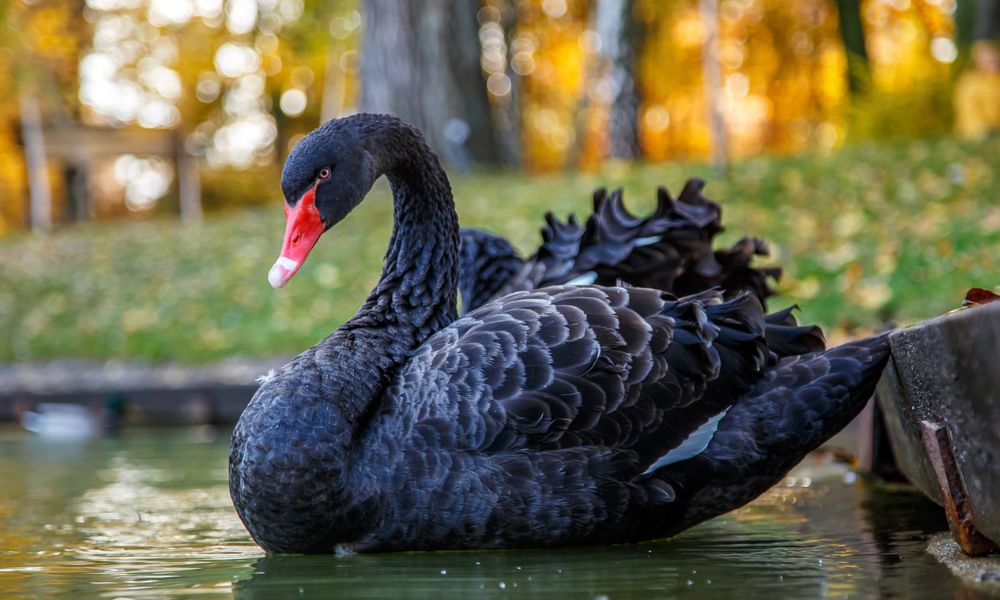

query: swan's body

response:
[230,114,889,554]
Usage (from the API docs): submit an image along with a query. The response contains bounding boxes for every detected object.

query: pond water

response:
[0,426,987,599]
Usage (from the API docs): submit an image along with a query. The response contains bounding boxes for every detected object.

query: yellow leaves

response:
[521,0,958,168]
[861,0,954,89]
[853,277,893,310]
[980,207,1000,233]
[910,201,945,236]
[915,169,950,199]
[0,125,27,234]
[672,11,707,48]
[522,104,575,171]
[24,7,78,62]
[197,326,226,350]
[792,276,821,300]
[833,211,864,237]
[780,170,805,194]
[121,307,159,334]
[874,251,897,276]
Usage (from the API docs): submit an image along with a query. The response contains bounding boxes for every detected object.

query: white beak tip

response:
[268,256,299,289]
[268,263,289,289]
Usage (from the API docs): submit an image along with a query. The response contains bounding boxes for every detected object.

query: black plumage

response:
[459,179,777,310]
[457,182,824,357]
[229,114,889,554]
[458,228,522,314]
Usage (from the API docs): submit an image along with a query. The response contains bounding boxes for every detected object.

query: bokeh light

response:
[0,0,985,232]
[113,154,174,210]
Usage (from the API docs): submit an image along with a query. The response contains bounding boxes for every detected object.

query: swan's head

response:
[268,116,379,289]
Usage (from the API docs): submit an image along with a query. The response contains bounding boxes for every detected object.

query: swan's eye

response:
[318,167,331,181]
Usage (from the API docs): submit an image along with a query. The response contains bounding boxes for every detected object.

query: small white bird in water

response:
[22,403,101,439]
[21,397,125,440]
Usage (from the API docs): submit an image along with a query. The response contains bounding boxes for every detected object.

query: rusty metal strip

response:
[920,420,999,556]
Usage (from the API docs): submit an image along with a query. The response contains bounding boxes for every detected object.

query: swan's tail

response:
[458,179,785,315]
[658,289,770,406]
[764,305,827,358]
[654,332,891,534]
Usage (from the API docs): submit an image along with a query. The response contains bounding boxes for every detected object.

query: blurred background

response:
[0,0,998,363]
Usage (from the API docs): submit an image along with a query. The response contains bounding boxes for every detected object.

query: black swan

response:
[230,113,890,553]
[457,182,825,357]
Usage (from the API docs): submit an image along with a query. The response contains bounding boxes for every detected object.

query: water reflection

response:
[0,426,986,599]
[234,466,967,599]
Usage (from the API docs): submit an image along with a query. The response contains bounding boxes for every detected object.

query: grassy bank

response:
[2,135,998,363]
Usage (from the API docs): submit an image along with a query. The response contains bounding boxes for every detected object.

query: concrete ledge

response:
[0,358,287,424]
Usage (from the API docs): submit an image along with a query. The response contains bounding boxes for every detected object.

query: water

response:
[0,426,986,599]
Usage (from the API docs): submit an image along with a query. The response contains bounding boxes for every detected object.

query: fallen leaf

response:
[963,288,1000,307]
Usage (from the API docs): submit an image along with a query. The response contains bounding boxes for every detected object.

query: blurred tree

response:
[954,1,999,139]
[974,0,999,41]
[954,0,977,51]
[847,0,957,141]
[0,0,87,232]
[699,0,728,170]
[73,0,364,216]
[360,0,501,166]
[482,0,524,166]
[0,0,976,233]
[835,0,870,93]
[594,0,642,160]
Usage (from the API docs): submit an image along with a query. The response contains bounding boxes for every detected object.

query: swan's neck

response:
[344,125,459,351]
[230,120,461,551]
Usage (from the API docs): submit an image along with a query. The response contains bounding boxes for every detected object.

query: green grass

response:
[1,135,999,363]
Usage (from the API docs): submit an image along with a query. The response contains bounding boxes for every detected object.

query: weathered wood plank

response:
[877,300,1000,551]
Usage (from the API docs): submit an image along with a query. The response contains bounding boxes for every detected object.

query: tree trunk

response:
[955,0,976,51]
[835,0,870,93]
[595,0,642,160]
[495,0,523,166]
[19,94,52,233]
[64,163,90,222]
[699,0,728,172]
[973,0,999,41]
[360,0,500,166]
[176,135,202,224]
[320,40,345,123]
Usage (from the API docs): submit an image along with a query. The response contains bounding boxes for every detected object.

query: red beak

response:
[268,183,326,289]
